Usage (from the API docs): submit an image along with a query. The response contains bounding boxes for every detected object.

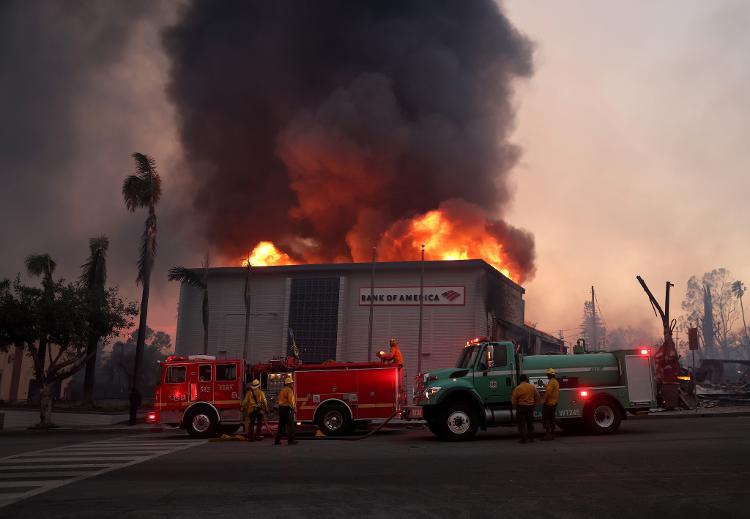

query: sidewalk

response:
[637,405,750,419]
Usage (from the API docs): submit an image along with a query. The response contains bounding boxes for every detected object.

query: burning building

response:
[174,259,563,378]
[167,1,550,371]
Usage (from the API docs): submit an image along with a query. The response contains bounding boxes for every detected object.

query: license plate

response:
[407,406,423,419]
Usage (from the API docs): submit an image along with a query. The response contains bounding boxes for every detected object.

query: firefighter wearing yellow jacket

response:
[542,368,560,441]
[512,374,540,443]
[241,379,269,441]
[275,375,298,445]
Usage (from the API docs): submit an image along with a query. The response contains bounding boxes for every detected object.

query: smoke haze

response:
[163,0,536,279]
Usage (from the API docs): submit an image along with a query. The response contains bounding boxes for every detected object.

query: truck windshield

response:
[455,345,480,369]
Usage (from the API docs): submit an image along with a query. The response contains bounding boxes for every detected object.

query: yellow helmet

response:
[546,368,555,375]
[284,375,294,385]
[250,379,261,389]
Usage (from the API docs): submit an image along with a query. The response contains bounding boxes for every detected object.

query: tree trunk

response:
[740,296,749,353]
[38,382,55,428]
[130,261,151,425]
[83,336,98,406]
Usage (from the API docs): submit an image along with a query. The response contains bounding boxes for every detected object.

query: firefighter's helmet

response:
[284,375,293,385]
[546,368,556,375]
[250,379,261,389]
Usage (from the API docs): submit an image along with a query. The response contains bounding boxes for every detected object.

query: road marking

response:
[0,437,205,509]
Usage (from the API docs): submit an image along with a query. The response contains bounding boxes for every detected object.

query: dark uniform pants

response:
[542,404,557,432]
[248,410,263,440]
[516,405,535,440]
[275,406,296,444]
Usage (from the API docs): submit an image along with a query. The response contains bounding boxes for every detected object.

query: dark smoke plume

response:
[163,0,536,279]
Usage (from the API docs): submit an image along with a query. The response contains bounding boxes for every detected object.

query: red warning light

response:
[640,348,649,355]
[580,390,589,398]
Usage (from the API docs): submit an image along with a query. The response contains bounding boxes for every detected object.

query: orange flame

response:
[375,200,520,281]
[241,241,296,267]
[409,210,512,278]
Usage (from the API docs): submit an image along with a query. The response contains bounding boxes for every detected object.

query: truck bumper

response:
[401,406,424,420]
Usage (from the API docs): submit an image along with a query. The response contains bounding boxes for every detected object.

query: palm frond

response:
[132,152,157,178]
[136,214,158,285]
[168,266,206,289]
[25,254,56,280]
[732,280,746,299]
[123,153,162,211]
[80,235,109,288]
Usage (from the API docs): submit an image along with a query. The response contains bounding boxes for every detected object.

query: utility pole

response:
[637,275,680,408]
[367,247,376,361]
[591,286,597,350]
[417,244,425,374]
[242,251,252,363]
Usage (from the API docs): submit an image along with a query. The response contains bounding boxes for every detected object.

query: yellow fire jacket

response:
[512,381,540,407]
[543,378,560,406]
[278,386,296,411]
[241,388,269,415]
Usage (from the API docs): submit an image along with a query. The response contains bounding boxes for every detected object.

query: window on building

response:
[216,364,236,381]
[199,365,212,382]
[288,277,340,363]
[165,366,186,383]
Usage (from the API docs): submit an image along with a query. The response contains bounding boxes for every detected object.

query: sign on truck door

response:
[473,343,514,405]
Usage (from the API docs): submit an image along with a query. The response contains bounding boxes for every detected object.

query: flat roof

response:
[195,259,523,292]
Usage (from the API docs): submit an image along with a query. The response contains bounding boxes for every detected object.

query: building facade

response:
[175,260,563,381]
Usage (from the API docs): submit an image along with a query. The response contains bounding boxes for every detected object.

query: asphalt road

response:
[2,416,750,518]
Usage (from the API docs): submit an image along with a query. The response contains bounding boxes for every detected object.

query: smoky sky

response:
[0,1,188,333]
[163,0,536,275]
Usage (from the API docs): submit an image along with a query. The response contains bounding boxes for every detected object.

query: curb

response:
[633,410,750,420]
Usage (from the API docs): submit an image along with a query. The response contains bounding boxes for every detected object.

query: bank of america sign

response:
[359,286,466,306]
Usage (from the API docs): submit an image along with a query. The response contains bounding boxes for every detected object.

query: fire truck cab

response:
[151,355,245,438]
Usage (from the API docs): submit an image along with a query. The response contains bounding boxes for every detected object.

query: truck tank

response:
[522,353,620,386]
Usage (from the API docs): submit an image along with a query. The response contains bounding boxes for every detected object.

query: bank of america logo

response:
[442,290,461,301]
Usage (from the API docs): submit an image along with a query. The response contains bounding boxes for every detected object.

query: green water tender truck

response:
[410,338,656,441]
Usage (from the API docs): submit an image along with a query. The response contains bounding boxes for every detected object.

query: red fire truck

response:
[148,355,405,438]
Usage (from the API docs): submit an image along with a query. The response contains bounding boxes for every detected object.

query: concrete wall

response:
[0,346,72,403]
[176,262,526,382]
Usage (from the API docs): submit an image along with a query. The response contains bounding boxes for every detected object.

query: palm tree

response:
[732,280,749,349]
[168,259,209,355]
[25,254,56,420]
[122,152,162,425]
[80,236,109,406]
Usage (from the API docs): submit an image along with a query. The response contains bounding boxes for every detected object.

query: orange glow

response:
[241,241,296,267]
[412,209,511,278]
[376,201,521,281]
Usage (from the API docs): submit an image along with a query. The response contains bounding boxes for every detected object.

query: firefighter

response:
[377,338,404,367]
[512,374,540,443]
[275,375,298,445]
[542,368,560,441]
[241,379,269,441]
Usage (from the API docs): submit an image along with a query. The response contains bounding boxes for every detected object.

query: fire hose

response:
[310,409,402,441]
[229,409,403,442]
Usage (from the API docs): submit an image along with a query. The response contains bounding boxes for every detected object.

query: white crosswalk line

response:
[0,464,111,470]
[0,436,205,509]
[0,472,88,479]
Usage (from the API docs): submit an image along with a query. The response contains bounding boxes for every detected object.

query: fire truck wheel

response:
[584,399,622,435]
[426,419,441,436]
[316,402,353,436]
[185,407,218,438]
[438,403,478,441]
